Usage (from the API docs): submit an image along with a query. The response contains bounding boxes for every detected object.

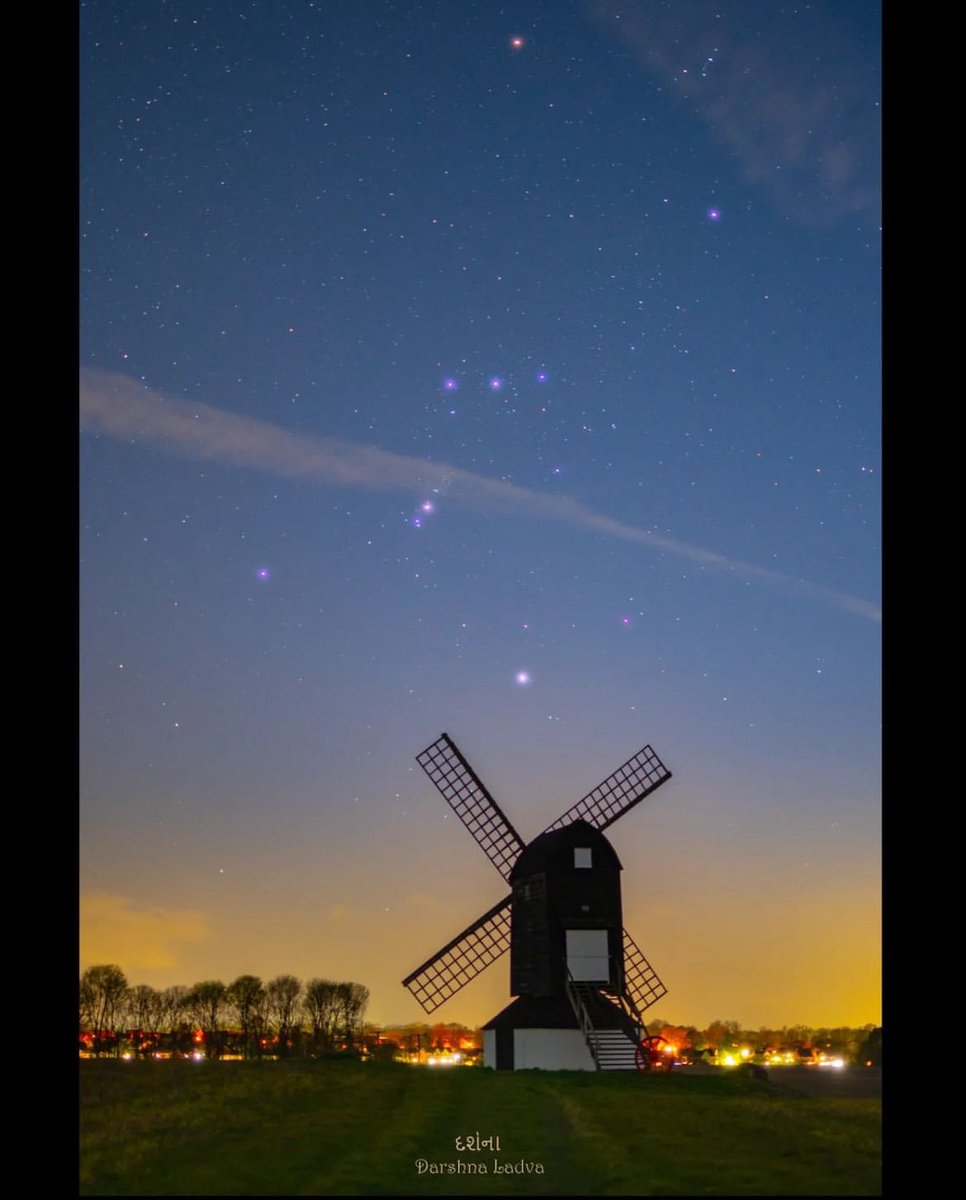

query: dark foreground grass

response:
[80,1059,880,1196]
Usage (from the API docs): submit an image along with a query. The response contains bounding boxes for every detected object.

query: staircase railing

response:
[609,987,646,1041]
[565,971,601,1071]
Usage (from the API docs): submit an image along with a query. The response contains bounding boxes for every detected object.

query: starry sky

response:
[80,0,881,1031]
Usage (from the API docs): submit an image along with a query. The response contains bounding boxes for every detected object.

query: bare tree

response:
[159,985,191,1056]
[81,965,129,1057]
[80,977,96,1042]
[226,975,266,1059]
[265,975,302,1058]
[336,981,370,1048]
[303,979,341,1054]
[161,984,190,1024]
[144,986,168,1053]
[187,980,227,1060]
[125,984,162,1058]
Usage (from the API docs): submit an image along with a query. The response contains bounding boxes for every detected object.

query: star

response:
[707,207,722,221]
[509,36,526,51]
[256,567,270,580]
[515,671,531,685]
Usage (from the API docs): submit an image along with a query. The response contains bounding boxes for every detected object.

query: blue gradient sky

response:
[80,0,880,1029]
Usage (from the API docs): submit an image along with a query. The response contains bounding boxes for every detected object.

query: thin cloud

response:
[591,0,880,229]
[80,368,880,621]
[80,891,211,972]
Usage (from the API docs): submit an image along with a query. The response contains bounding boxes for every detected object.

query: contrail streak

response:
[79,368,880,622]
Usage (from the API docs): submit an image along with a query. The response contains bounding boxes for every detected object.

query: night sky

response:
[80,0,881,1031]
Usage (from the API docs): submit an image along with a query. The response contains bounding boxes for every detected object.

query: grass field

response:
[80,1059,881,1196]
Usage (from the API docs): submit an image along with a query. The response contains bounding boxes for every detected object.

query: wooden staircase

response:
[585,1027,639,1070]
[566,978,642,1071]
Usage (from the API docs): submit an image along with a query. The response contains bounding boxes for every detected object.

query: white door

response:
[566,929,610,982]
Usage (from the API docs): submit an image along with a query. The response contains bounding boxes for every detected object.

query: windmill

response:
[402,732,673,1071]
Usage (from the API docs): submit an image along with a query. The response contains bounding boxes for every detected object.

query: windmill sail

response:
[416,733,525,880]
[541,745,671,834]
[622,927,667,1015]
[402,896,512,1013]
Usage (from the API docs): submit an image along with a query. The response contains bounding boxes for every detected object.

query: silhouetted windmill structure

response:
[402,732,674,1070]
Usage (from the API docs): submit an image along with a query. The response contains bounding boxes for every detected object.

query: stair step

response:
[566,980,642,1071]
[587,1030,638,1070]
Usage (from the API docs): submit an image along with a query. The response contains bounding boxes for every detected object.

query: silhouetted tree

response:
[335,981,369,1048]
[704,1019,741,1049]
[304,978,341,1053]
[81,965,128,1057]
[187,980,227,1059]
[161,985,192,1055]
[80,977,96,1042]
[857,1026,882,1067]
[227,975,266,1059]
[125,984,163,1058]
[162,984,190,1026]
[266,975,302,1058]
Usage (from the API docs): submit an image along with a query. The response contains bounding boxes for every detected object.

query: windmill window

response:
[574,847,592,869]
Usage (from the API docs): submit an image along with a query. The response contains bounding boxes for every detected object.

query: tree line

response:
[80,964,369,1060]
[80,965,881,1067]
[645,1016,882,1065]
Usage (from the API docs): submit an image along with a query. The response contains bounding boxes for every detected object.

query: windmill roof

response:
[509,819,622,880]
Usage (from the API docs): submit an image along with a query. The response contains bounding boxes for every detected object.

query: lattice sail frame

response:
[404,733,673,1014]
[402,897,512,1013]
[542,744,671,834]
[416,734,525,881]
[622,927,668,1015]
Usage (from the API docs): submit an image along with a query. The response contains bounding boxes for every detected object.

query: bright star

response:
[515,671,531,685]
